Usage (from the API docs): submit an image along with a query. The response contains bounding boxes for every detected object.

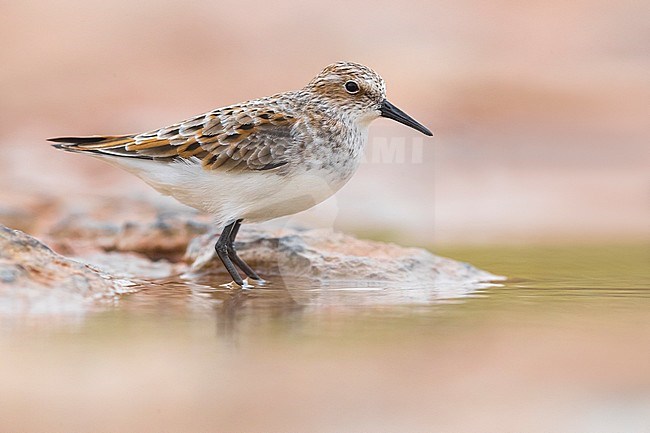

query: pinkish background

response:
[1,0,647,245]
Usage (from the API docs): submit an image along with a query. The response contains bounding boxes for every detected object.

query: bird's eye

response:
[344,81,360,94]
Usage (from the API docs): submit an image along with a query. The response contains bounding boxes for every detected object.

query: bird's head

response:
[304,61,432,136]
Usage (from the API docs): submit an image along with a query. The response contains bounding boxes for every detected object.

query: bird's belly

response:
[101,155,359,226]
[240,166,356,223]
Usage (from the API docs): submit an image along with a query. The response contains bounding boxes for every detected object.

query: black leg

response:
[215,221,245,286]
[227,220,263,281]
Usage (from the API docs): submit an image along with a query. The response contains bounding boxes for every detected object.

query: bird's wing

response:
[48,103,297,172]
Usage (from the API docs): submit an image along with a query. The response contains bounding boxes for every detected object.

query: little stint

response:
[49,61,433,286]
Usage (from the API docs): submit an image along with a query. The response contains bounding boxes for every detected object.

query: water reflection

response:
[2,246,648,433]
[2,245,647,337]
[117,272,498,341]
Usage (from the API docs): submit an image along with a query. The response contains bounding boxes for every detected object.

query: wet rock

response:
[112,216,209,261]
[186,227,502,289]
[0,225,126,316]
[77,251,177,280]
[48,212,210,262]
[44,212,208,280]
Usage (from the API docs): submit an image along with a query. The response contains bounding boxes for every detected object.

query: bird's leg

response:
[226,219,262,281]
[215,221,245,286]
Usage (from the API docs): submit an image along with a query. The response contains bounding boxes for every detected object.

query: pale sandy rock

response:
[48,212,209,262]
[112,217,209,261]
[185,227,502,292]
[45,212,207,279]
[0,216,502,315]
[77,251,178,280]
[0,225,127,316]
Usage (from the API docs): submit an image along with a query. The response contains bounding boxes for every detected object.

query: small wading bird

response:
[50,61,433,286]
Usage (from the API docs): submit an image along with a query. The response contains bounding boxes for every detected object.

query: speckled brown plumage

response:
[49,61,432,286]
[50,99,299,172]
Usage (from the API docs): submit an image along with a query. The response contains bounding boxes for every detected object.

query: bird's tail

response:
[48,135,140,158]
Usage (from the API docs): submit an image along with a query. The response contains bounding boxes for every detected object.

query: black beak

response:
[380,100,433,136]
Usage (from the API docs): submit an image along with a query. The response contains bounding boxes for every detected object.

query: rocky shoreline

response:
[0,205,502,315]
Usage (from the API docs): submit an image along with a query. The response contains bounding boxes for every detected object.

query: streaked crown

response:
[304,61,387,122]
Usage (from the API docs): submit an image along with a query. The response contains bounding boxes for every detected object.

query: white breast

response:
[96,153,363,228]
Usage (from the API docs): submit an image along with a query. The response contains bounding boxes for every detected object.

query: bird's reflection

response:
[191,273,307,343]
[120,269,490,345]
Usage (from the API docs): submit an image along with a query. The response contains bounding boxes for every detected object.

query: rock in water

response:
[0,217,502,315]
[0,225,124,316]
[186,227,502,292]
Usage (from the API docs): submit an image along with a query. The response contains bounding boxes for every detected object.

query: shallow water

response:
[1,244,649,433]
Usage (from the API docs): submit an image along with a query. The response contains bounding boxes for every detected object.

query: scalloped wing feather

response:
[49,103,297,173]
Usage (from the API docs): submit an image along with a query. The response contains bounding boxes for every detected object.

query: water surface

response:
[1,244,648,433]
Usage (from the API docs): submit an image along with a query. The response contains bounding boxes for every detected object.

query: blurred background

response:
[2,2,649,432]
[1,0,647,245]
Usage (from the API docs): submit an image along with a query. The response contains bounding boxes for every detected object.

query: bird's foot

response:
[220,278,261,289]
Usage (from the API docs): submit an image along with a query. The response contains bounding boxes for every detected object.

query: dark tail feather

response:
[48,135,135,151]
[48,135,157,160]
[48,136,113,145]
